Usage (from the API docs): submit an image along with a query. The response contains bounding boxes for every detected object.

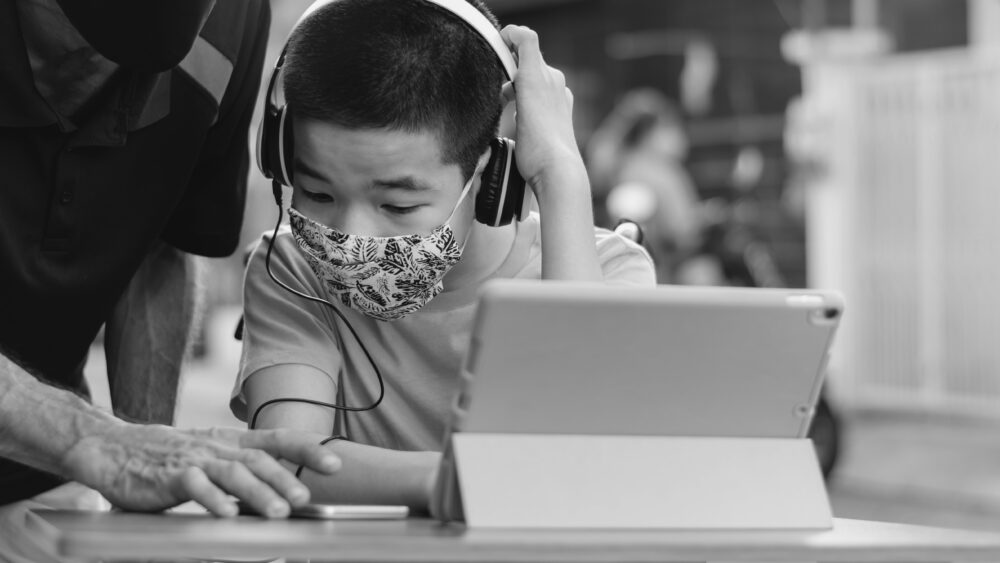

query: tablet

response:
[452,280,844,439]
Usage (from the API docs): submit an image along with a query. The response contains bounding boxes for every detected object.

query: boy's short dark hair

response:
[284,0,505,181]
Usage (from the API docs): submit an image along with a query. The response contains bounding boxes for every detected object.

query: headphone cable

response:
[249,183,385,430]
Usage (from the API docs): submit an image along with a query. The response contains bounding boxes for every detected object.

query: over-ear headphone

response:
[255,0,530,227]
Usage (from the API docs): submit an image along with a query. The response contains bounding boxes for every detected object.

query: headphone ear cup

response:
[476,137,526,227]
[258,105,294,187]
[278,109,295,186]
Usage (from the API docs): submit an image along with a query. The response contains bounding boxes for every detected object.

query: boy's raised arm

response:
[501,25,604,282]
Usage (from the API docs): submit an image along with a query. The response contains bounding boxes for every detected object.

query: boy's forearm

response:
[533,162,604,281]
[248,377,439,512]
[0,352,123,478]
[297,440,440,510]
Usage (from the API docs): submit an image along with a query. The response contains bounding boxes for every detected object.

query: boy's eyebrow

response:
[292,159,436,192]
[293,158,330,182]
[371,177,436,192]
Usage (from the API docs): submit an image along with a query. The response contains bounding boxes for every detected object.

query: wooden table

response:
[30,510,1000,562]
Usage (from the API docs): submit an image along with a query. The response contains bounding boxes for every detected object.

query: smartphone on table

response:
[237,501,409,520]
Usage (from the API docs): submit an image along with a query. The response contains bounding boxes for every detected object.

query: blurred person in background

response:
[0,1,342,561]
[587,88,704,283]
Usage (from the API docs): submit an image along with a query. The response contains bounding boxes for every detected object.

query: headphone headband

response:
[295,0,516,80]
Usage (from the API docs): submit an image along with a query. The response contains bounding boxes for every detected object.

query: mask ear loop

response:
[442,173,478,226]
[250,180,386,431]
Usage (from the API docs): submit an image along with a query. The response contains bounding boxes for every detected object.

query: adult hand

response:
[62,424,341,518]
[500,25,585,197]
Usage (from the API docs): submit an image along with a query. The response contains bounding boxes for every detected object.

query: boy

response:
[231,0,655,515]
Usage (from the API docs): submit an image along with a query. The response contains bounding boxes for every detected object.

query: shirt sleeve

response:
[161,0,271,257]
[230,229,344,421]
[596,229,658,286]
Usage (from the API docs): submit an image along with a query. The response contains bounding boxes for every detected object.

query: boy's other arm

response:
[501,25,604,282]
[244,365,440,512]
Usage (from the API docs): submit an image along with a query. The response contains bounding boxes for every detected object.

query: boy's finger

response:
[500,25,543,73]
[236,448,311,507]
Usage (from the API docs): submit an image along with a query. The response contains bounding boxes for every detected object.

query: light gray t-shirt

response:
[231,213,656,451]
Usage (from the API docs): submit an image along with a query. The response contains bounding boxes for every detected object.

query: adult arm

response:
[0,352,341,517]
[244,366,439,512]
[104,241,202,424]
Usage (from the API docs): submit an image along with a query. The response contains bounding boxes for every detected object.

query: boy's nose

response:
[336,209,382,237]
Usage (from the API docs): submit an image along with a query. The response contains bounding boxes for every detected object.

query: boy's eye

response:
[382,204,422,215]
[302,189,334,203]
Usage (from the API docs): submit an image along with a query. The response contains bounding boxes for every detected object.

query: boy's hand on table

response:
[500,24,587,199]
[62,424,341,518]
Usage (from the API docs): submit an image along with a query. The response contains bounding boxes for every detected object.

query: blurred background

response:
[87,0,1000,531]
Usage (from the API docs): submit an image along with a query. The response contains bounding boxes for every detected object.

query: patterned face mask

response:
[288,178,473,321]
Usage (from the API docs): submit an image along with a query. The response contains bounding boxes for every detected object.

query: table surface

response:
[30,510,1000,562]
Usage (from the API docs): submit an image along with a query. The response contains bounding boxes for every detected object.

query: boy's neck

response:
[442,221,517,293]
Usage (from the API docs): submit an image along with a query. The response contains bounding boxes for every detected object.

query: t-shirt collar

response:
[0,0,171,144]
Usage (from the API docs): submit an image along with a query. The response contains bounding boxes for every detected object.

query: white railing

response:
[801,47,1000,416]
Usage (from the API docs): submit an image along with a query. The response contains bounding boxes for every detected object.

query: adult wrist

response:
[59,409,131,488]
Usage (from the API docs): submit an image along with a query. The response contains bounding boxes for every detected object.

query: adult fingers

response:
[239,429,341,475]
[202,459,290,519]
[500,25,543,74]
[236,448,311,507]
[175,466,238,517]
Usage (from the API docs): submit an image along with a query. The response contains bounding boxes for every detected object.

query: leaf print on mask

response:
[348,238,378,264]
[324,278,352,293]
[395,276,437,296]
[375,275,391,296]
[435,227,455,249]
[416,247,451,272]
[324,229,351,246]
[355,282,389,308]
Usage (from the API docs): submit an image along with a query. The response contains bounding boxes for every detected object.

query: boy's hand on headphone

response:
[500,25,585,199]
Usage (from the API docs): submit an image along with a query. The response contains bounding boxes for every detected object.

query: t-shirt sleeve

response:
[161,0,271,257]
[596,229,658,286]
[230,229,343,421]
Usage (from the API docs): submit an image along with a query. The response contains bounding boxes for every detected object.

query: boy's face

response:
[290,117,477,240]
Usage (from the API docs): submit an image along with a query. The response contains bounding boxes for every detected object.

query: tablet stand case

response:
[439,432,831,529]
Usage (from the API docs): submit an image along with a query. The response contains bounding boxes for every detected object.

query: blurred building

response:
[786,0,1000,417]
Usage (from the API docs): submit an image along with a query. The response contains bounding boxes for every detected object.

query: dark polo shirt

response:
[0,0,270,504]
